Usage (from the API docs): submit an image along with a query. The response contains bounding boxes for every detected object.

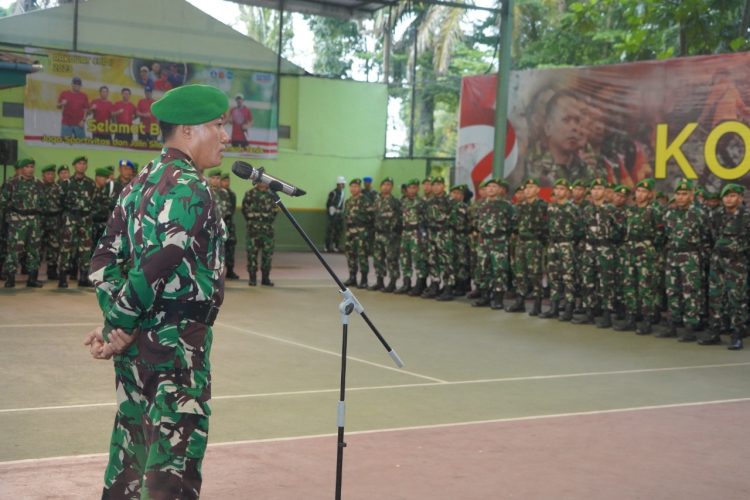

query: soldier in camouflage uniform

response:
[362,176,377,259]
[242,181,278,286]
[370,177,402,292]
[1,158,44,288]
[58,155,96,288]
[466,181,488,300]
[325,177,346,253]
[39,164,63,280]
[450,184,471,295]
[572,178,617,327]
[698,184,750,350]
[542,179,581,320]
[507,178,547,315]
[343,178,374,288]
[570,179,590,312]
[86,84,228,499]
[221,173,239,279]
[613,178,664,335]
[407,177,432,297]
[471,179,515,309]
[397,178,426,295]
[657,179,710,341]
[92,167,117,252]
[112,159,136,199]
[421,176,456,301]
[610,185,632,320]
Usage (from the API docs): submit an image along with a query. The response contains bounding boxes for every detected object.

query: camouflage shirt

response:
[373,194,402,233]
[515,198,548,240]
[91,147,226,337]
[546,200,581,242]
[400,196,424,229]
[0,175,44,222]
[524,147,594,187]
[211,186,232,221]
[474,198,514,238]
[241,188,278,227]
[710,205,750,256]
[624,203,664,244]
[40,181,63,215]
[424,192,452,229]
[450,200,470,234]
[344,193,374,228]
[581,202,616,244]
[62,174,96,214]
[664,204,710,252]
[92,183,117,223]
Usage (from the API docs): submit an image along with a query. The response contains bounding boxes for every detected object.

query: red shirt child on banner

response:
[111,88,137,143]
[136,86,156,142]
[230,93,253,148]
[89,85,114,140]
[57,76,89,138]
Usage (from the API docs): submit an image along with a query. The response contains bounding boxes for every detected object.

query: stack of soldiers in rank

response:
[0,156,138,289]
[339,175,750,351]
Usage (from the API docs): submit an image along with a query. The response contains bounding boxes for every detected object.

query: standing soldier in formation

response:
[58,155,96,288]
[466,181,488,300]
[343,178,373,288]
[471,179,514,309]
[658,179,710,341]
[450,184,471,295]
[242,181,278,286]
[408,177,432,296]
[112,159,136,198]
[370,177,402,292]
[422,176,456,301]
[573,177,616,327]
[220,173,239,279]
[610,185,632,320]
[91,167,117,252]
[699,183,750,350]
[571,179,590,312]
[396,178,425,295]
[542,179,580,320]
[614,178,663,335]
[1,158,44,288]
[362,176,377,261]
[507,178,547,315]
[39,164,63,280]
[325,176,346,253]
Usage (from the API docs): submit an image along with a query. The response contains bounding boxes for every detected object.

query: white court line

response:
[0,322,101,329]
[2,361,749,414]
[215,321,447,383]
[3,397,750,466]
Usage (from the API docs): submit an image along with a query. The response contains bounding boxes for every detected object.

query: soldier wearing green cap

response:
[343,178,374,288]
[698,183,750,350]
[242,180,278,286]
[465,181,488,300]
[397,178,427,294]
[449,184,471,295]
[86,84,229,499]
[0,158,44,287]
[656,178,710,340]
[91,167,117,252]
[369,177,402,292]
[220,172,239,279]
[38,164,64,280]
[609,184,632,322]
[407,177,433,295]
[419,176,456,300]
[206,171,234,280]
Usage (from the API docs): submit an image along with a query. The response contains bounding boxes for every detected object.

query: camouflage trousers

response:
[399,229,426,280]
[509,237,519,292]
[573,240,586,301]
[246,223,274,274]
[427,228,455,287]
[325,215,343,251]
[469,234,481,285]
[41,215,61,269]
[453,233,470,283]
[59,213,93,275]
[621,242,659,316]
[3,217,41,274]
[224,219,236,269]
[345,227,369,276]
[708,253,748,332]
[665,250,703,327]
[373,230,400,280]
[93,221,107,254]
[613,245,629,310]
[546,241,575,304]
[477,236,509,293]
[514,239,544,299]
[580,243,616,311]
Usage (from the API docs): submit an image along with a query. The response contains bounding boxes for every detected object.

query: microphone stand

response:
[267,187,404,500]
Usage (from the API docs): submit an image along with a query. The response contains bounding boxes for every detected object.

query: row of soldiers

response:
[341,175,750,350]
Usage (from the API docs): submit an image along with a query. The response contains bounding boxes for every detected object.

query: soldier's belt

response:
[403,224,420,230]
[714,247,744,259]
[43,211,62,216]
[153,299,219,326]
[10,208,39,216]
[518,235,541,241]
[625,239,653,244]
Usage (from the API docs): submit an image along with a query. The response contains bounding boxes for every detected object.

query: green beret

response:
[152,84,229,125]
[105,165,115,173]
[57,165,69,173]
[406,178,420,186]
[524,177,540,187]
[695,187,705,197]
[15,157,34,168]
[380,177,394,185]
[132,162,139,172]
[207,168,222,177]
[221,173,230,180]
[95,167,111,177]
[497,179,509,189]
[656,191,667,200]
[703,190,720,200]
[590,177,607,188]
[613,184,631,195]
[571,179,586,188]
[674,178,693,193]
[553,178,570,188]
[41,164,56,173]
[432,176,446,184]
[422,177,432,183]
[450,184,463,192]
[349,178,361,186]
[720,183,745,197]
[72,155,87,164]
[515,185,524,193]
[635,178,655,191]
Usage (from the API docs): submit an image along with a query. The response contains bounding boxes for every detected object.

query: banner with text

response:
[456,52,750,195]
[24,49,278,157]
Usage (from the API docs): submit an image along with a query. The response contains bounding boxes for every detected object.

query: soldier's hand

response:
[106,328,139,355]
[83,326,110,360]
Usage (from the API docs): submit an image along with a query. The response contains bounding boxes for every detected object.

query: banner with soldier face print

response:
[457,52,750,197]
[22,48,278,158]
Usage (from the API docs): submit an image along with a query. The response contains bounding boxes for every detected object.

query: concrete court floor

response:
[1,251,750,499]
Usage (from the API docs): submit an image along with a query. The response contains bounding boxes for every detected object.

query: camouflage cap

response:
[151,84,229,125]
[635,178,655,191]
[674,178,693,193]
[41,164,56,173]
[380,177,394,185]
[72,155,88,164]
[524,177,540,187]
[15,157,34,168]
[349,178,362,185]
[590,177,607,188]
[406,178,420,186]
[57,164,69,173]
[95,167,110,178]
[432,176,446,184]
[553,178,570,188]
[613,184,631,195]
[720,183,745,197]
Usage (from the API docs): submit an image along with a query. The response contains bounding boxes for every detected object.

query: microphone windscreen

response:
[232,161,254,180]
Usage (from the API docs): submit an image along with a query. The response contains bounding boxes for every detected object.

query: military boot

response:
[394,278,411,295]
[596,310,612,328]
[261,271,274,287]
[678,323,699,342]
[490,292,505,310]
[540,300,559,319]
[506,296,525,313]
[226,265,240,280]
[58,274,68,289]
[472,290,490,307]
[77,268,93,288]
[697,329,721,345]
[560,303,574,322]
[635,319,652,335]
[453,279,467,296]
[343,273,357,287]
[4,273,15,288]
[655,319,678,338]
[421,281,439,299]
[369,276,384,291]
[357,273,368,289]
[26,271,43,288]
[528,298,542,316]
[436,285,454,301]
[613,313,636,331]
[47,264,58,280]
[409,278,426,296]
[572,309,594,324]
[466,287,482,299]
[248,273,257,286]
[383,278,397,293]
[727,331,744,350]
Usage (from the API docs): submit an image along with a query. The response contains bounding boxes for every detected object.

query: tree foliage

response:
[239,5,294,56]
[306,16,365,79]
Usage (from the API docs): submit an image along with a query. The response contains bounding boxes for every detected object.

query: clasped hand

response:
[83,326,138,360]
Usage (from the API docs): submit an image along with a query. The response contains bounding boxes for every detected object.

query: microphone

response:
[231,161,306,197]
